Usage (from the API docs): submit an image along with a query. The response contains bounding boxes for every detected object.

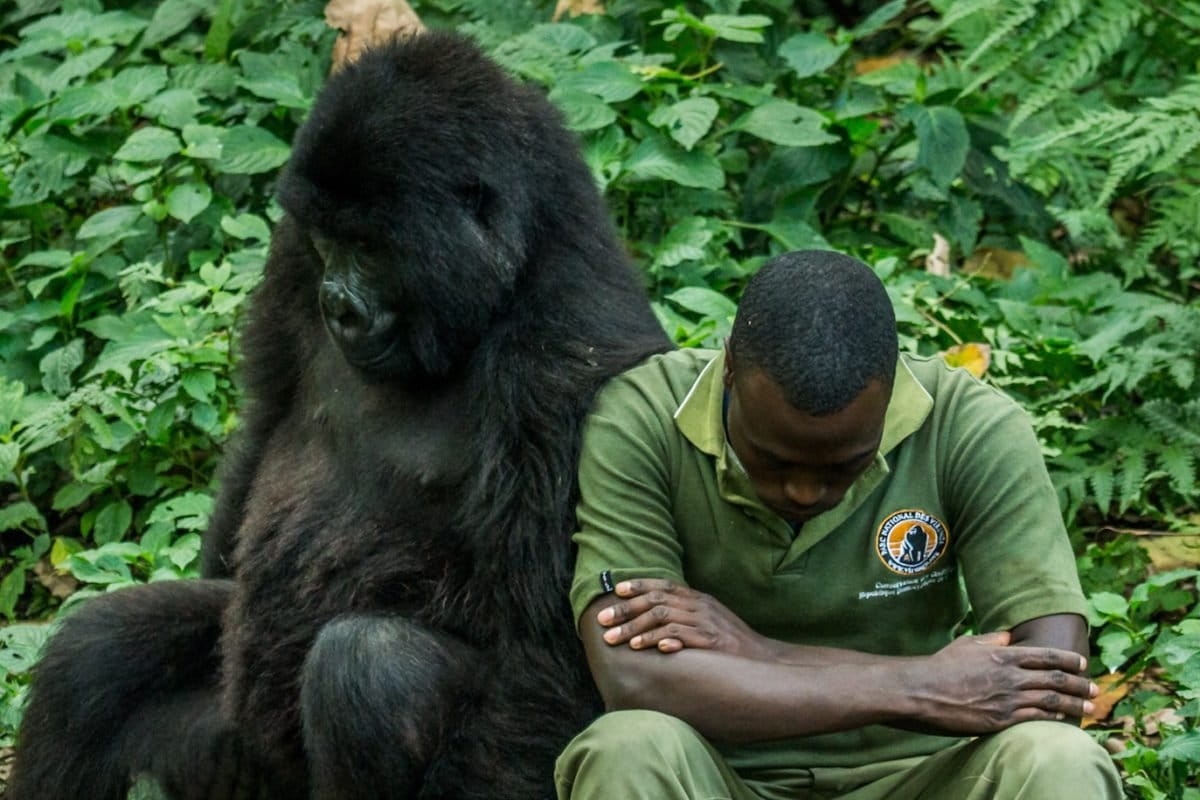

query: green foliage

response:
[1,0,1198,796]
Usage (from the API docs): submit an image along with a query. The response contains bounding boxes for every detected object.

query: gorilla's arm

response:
[201,217,319,578]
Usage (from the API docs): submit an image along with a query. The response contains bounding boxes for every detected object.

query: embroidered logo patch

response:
[875,509,949,575]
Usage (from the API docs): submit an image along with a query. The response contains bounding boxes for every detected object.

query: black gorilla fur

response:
[10,31,671,800]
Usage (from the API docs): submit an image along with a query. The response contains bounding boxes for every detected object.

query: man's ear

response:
[723,338,734,388]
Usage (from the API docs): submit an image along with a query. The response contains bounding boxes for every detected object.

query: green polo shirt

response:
[570,348,1086,772]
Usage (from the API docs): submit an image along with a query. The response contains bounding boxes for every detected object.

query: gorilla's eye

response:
[458,179,494,223]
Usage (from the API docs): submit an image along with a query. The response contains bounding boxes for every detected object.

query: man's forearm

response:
[595,644,916,743]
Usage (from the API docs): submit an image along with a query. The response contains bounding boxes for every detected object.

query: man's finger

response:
[616,578,680,596]
[1016,670,1097,698]
[1008,645,1088,673]
[1015,688,1095,719]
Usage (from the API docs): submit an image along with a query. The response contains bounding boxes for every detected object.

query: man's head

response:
[724,250,898,524]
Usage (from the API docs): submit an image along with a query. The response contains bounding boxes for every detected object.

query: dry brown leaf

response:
[325,0,424,70]
[1082,672,1135,728]
[962,247,1028,280]
[941,343,991,379]
[854,53,910,75]
[553,0,605,21]
[1139,534,1200,571]
[33,558,78,600]
[1142,705,1184,736]
[925,233,951,277]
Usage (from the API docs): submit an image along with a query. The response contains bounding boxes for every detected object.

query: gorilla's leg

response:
[417,641,600,800]
[9,580,246,800]
[300,615,475,799]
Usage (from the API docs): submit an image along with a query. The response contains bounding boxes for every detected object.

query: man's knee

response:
[556,710,720,798]
[990,722,1122,796]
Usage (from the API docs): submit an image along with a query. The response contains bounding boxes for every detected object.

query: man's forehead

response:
[733,369,889,457]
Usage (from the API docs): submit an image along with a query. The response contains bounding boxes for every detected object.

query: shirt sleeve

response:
[941,377,1087,632]
[570,380,687,628]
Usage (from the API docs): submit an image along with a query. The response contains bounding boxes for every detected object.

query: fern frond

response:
[1160,446,1198,499]
[1118,450,1147,513]
[960,0,1085,96]
[927,0,1009,37]
[1141,399,1200,448]
[1010,0,1147,129]
[962,0,1040,70]
[1090,466,1115,514]
[1131,188,1200,282]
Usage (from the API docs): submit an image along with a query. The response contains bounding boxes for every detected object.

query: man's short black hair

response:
[729,249,898,416]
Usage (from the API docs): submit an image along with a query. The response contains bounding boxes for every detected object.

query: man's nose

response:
[783,474,826,507]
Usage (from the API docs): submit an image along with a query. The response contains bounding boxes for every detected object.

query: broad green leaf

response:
[181,370,216,402]
[77,206,143,239]
[0,442,18,478]
[220,214,270,242]
[237,52,310,109]
[557,61,642,103]
[191,402,219,432]
[52,481,99,512]
[166,182,212,224]
[81,313,177,380]
[143,89,204,129]
[142,0,206,47]
[67,553,132,585]
[147,492,213,531]
[182,124,224,159]
[733,101,838,147]
[115,127,182,162]
[0,570,25,620]
[907,105,969,188]
[1096,629,1134,671]
[215,126,290,174]
[109,66,170,108]
[39,339,85,396]
[648,97,719,151]
[653,217,716,268]
[761,220,832,251]
[779,33,849,79]
[161,533,202,571]
[624,136,725,190]
[0,501,45,533]
[853,0,906,37]
[666,286,737,319]
[1158,731,1200,762]
[549,88,617,132]
[1090,591,1130,619]
[47,46,116,90]
[704,14,772,43]
[93,500,133,545]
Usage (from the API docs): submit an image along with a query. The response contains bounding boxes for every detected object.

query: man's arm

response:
[583,582,1096,744]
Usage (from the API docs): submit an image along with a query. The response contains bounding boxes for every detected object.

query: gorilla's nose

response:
[319,280,371,342]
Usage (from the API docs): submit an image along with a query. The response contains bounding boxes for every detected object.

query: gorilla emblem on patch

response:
[875,509,949,575]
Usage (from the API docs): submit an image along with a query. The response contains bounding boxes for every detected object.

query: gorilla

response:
[10,31,671,800]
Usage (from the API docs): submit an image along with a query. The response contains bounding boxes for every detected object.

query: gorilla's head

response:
[277,32,554,383]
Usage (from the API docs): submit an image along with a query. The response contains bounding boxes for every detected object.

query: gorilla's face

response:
[277,36,541,385]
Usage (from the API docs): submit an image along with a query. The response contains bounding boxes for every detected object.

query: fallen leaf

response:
[854,53,910,75]
[325,0,424,70]
[941,342,991,379]
[1142,705,1184,737]
[925,232,951,277]
[1083,672,1135,728]
[962,247,1028,280]
[553,0,605,21]
[1139,534,1200,571]
[33,558,78,600]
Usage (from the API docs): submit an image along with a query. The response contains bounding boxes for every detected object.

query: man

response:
[556,251,1121,799]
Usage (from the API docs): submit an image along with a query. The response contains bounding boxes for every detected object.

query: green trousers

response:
[555,711,1123,800]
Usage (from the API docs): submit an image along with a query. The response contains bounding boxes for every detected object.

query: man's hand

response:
[596,579,776,660]
[901,631,1098,733]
